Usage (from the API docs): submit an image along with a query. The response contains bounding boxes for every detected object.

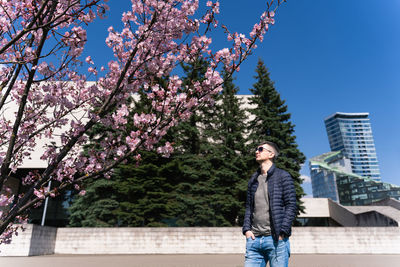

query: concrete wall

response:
[2,226,400,256]
[54,227,400,255]
[0,224,56,256]
[290,227,400,254]
[29,224,57,256]
[373,198,400,210]
[0,224,33,256]
[327,199,358,226]
[54,227,243,255]
[299,198,331,218]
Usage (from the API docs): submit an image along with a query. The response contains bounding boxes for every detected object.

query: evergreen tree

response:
[68,85,182,227]
[204,69,251,226]
[68,178,119,227]
[68,150,183,227]
[111,151,182,227]
[68,102,125,227]
[67,60,218,227]
[171,67,251,226]
[68,61,253,227]
[247,59,306,213]
[167,59,221,226]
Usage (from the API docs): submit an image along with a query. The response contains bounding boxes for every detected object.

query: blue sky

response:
[83,1,400,195]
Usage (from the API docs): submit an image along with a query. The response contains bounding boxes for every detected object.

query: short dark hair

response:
[259,141,280,161]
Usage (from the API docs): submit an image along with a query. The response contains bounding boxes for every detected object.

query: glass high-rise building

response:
[324,112,381,181]
[309,151,400,206]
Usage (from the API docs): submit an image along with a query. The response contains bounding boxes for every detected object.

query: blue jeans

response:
[245,236,290,267]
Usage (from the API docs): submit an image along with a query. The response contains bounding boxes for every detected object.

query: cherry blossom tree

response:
[0,0,283,244]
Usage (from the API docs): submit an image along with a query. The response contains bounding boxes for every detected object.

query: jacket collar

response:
[255,163,276,178]
[267,163,276,176]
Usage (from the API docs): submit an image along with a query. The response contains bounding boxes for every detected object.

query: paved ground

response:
[0,254,399,267]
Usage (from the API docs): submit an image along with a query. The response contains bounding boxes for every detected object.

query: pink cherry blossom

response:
[0,0,284,245]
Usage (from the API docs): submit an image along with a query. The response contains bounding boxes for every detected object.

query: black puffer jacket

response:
[242,164,297,241]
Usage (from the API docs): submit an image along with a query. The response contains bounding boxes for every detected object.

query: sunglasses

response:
[255,146,273,153]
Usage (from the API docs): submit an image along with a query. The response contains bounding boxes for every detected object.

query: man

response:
[243,141,297,267]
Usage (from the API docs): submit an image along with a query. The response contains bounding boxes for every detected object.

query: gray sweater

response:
[250,174,271,236]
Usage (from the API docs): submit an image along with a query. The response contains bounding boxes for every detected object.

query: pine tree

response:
[68,150,183,227]
[68,86,182,227]
[67,60,217,227]
[110,150,182,227]
[68,61,253,227]
[68,103,124,227]
[167,59,221,226]
[247,59,306,213]
[68,178,119,227]
[205,69,252,226]
[171,67,251,226]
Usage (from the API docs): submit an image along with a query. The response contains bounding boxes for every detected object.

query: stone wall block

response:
[1,226,400,256]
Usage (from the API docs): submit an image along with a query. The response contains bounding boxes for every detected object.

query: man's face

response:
[255,144,275,163]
